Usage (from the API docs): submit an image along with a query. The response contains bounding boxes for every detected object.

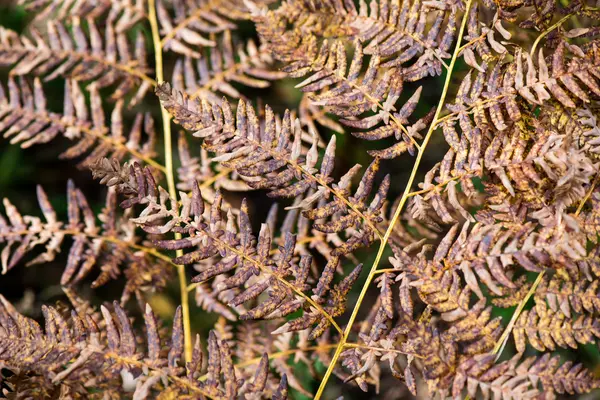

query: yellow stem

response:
[576,175,599,216]
[148,0,192,363]
[313,2,474,398]
[530,12,574,56]
[492,272,545,358]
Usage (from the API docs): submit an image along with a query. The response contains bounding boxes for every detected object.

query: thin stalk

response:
[576,175,599,215]
[530,12,574,56]
[148,0,192,363]
[313,1,474,398]
[491,272,545,359]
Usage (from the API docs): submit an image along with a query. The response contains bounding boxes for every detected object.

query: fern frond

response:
[157,0,274,57]
[92,159,363,339]
[491,275,532,308]
[400,221,587,298]
[578,106,600,158]
[252,32,431,158]
[411,103,598,227]
[579,190,600,242]
[0,77,160,170]
[156,82,387,252]
[513,303,600,352]
[0,296,288,399]
[441,42,600,136]
[251,0,454,159]
[177,132,250,210]
[394,309,501,395]
[221,319,323,397]
[336,240,508,392]
[535,274,600,318]
[0,181,172,303]
[254,0,458,72]
[171,30,286,102]
[0,20,153,101]
[452,352,600,399]
[298,93,345,134]
[17,0,145,31]
[194,279,241,321]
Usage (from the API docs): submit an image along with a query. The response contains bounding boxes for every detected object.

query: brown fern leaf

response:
[444,42,600,137]
[513,303,600,352]
[194,279,242,321]
[0,20,152,101]
[579,190,600,243]
[392,310,501,396]
[535,273,600,318]
[0,181,171,303]
[483,126,597,209]
[0,296,288,399]
[396,221,587,298]
[254,34,431,158]
[251,0,451,158]
[339,241,506,392]
[298,92,345,134]
[452,351,600,399]
[253,0,458,77]
[0,78,158,170]
[17,0,145,31]
[218,318,324,397]
[578,106,600,158]
[412,104,598,227]
[156,82,387,254]
[157,0,275,58]
[176,132,250,219]
[491,275,532,307]
[92,159,363,339]
[171,30,286,102]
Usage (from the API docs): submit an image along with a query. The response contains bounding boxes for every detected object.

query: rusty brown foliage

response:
[2,0,600,398]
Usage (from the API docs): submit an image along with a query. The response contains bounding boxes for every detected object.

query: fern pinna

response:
[1,0,600,398]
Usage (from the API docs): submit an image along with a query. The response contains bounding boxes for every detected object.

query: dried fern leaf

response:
[443,42,600,136]
[171,30,286,102]
[156,82,388,253]
[0,77,158,170]
[18,0,145,31]
[0,297,288,399]
[535,273,600,318]
[157,0,275,57]
[388,219,588,304]
[0,20,153,101]
[224,321,316,397]
[452,352,600,399]
[250,31,429,157]
[513,303,600,353]
[0,181,171,303]
[253,0,458,75]
[92,159,363,339]
[413,101,599,227]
